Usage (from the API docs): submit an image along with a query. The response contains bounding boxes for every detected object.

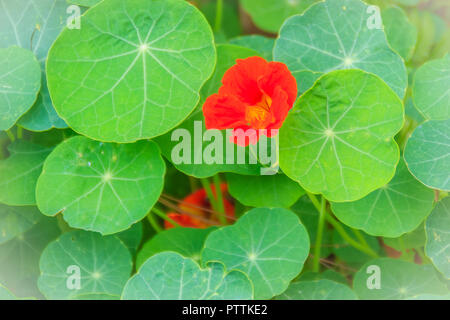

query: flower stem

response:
[214,0,223,33]
[17,127,23,139]
[200,178,221,213]
[147,211,162,233]
[212,174,227,225]
[152,206,181,228]
[305,191,379,259]
[6,129,15,142]
[312,196,326,272]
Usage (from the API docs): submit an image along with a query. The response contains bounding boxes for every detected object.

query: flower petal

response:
[258,61,298,107]
[203,93,247,130]
[220,56,269,105]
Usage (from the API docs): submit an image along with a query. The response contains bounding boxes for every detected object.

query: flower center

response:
[245,95,274,129]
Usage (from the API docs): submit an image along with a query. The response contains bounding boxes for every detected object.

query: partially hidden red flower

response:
[202,56,297,146]
[165,183,235,229]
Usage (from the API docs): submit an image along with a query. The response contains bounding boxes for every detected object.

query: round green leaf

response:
[0,140,52,206]
[136,227,216,269]
[274,0,407,97]
[36,136,166,235]
[425,197,450,279]
[275,279,357,300]
[0,47,41,130]
[404,119,450,191]
[116,222,143,256]
[226,173,304,208]
[155,44,265,178]
[46,0,216,143]
[412,54,450,120]
[0,217,60,298]
[202,207,310,299]
[38,230,132,300]
[241,0,318,33]
[0,0,69,131]
[0,204,42,244]
[122,252,253,300]
[229,35,275,61]
[382,6,417,61]
[353,258,448,299]
[280,69,404,202]
[331,159,435,237]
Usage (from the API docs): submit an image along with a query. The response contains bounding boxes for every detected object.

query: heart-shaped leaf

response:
[202,207,310,299]
[240,0,318,33]
[136,227,216,269]
[274,0,407,97]
[0,140,52,206]
[425,197,450,279]
[404,119,450,191]
[353,258,448,299]
[36,136,165,235]
[275,279,357,300]
[226,173,304,208]
[122,252,253,300]
[0,0,69,131]
[0,47,41,130]
[38,230,132,300]
[382,6,417,61]
[412,54,450,120]
[46,0,216,142]
[331,159,435,237]
[279,69,403,202]
[0,205,42,245]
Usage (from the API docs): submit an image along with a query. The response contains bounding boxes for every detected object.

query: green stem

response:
[200,178,220,213]
[147,211,162,233]
[305,191,379,259]
[212,175,227,225]
[326,213,379,258]
[16,127,23,139]
[152,207,181,228]
[214,0,223,33]
[6,130,15,142]
[352,228,369,248]
[312,196,326,272]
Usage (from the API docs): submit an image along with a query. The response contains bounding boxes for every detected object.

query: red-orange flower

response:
[164,183,235,229]
[202,56,297,146]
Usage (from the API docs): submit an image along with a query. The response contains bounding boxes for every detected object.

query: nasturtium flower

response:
[165,183,235,229]
[202,56,297,146]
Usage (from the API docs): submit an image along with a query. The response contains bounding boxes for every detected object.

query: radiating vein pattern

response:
[202,208,310,299]
[274,0,407,97]
[0,47,41,130]
[331,160,435,237]
[404,119,450,191]
[122,252,252,300]
[46,0,215,142]
[280,70,403,202]
[36,136,165,235]
[38,231,132,300]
